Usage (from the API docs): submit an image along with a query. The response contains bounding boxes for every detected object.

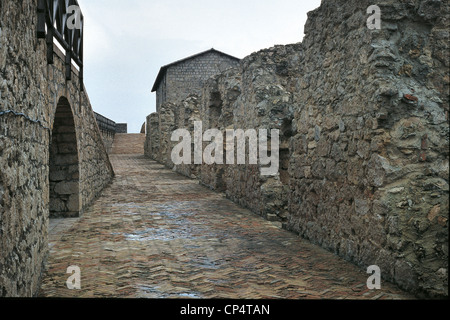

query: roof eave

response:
[151,48,240,93]
[151,66,167,92]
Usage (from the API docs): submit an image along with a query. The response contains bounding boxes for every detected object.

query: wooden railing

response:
[37,0,84,91]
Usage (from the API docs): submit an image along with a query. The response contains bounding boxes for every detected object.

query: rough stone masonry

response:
[146,0,449,298]
[0,0,114,296]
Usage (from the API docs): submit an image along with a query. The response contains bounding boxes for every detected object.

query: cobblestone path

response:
[38,142,414,299]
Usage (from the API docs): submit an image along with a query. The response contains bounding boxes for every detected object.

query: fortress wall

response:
[285,0,448,297]
[145,0,448,297]
[0,0,114,296]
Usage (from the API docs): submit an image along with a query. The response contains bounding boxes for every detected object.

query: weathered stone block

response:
[54,181,78,195]
[67,194,80,212]
[49,170,66,182]
[53,154,78,166]
[49,198,66,212]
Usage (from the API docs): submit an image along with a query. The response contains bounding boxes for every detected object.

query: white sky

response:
[76,0,322,133]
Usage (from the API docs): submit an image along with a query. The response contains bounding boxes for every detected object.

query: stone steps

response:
[111,133,145,155]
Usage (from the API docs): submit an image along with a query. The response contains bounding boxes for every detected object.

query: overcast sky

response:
[76,0,322,133]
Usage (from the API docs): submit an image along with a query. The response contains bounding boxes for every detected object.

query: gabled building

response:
[152,48,240,112]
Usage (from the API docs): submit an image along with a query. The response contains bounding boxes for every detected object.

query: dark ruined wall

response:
[145,113,160,160]
[145,0,448,298]
[0,0,114,296]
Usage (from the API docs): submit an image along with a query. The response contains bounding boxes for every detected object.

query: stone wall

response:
[0,0,114,297]
[145,0,449,298]
[116,123,128,134]
[145,113,160,160]
[286,0,449,298]
[95,112,117,154]
[155,50,240,112]
[49,98,80,218]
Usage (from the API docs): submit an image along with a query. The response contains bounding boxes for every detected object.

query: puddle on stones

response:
[123,222,207,242]
[124,227,195,242]
[123,209,212,242]
[137,285,202,299]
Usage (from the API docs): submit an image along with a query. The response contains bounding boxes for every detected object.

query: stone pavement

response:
[111,133,146,155]
[38,151,415,299]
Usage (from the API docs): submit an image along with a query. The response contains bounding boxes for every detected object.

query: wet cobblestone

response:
[38,154,415,299]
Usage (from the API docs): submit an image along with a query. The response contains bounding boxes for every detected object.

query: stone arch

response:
[49,97,80,218]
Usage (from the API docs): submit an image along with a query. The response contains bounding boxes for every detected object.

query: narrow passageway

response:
[38,136,413,299]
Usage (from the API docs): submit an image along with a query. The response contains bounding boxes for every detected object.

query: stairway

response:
[111,133,146,155]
